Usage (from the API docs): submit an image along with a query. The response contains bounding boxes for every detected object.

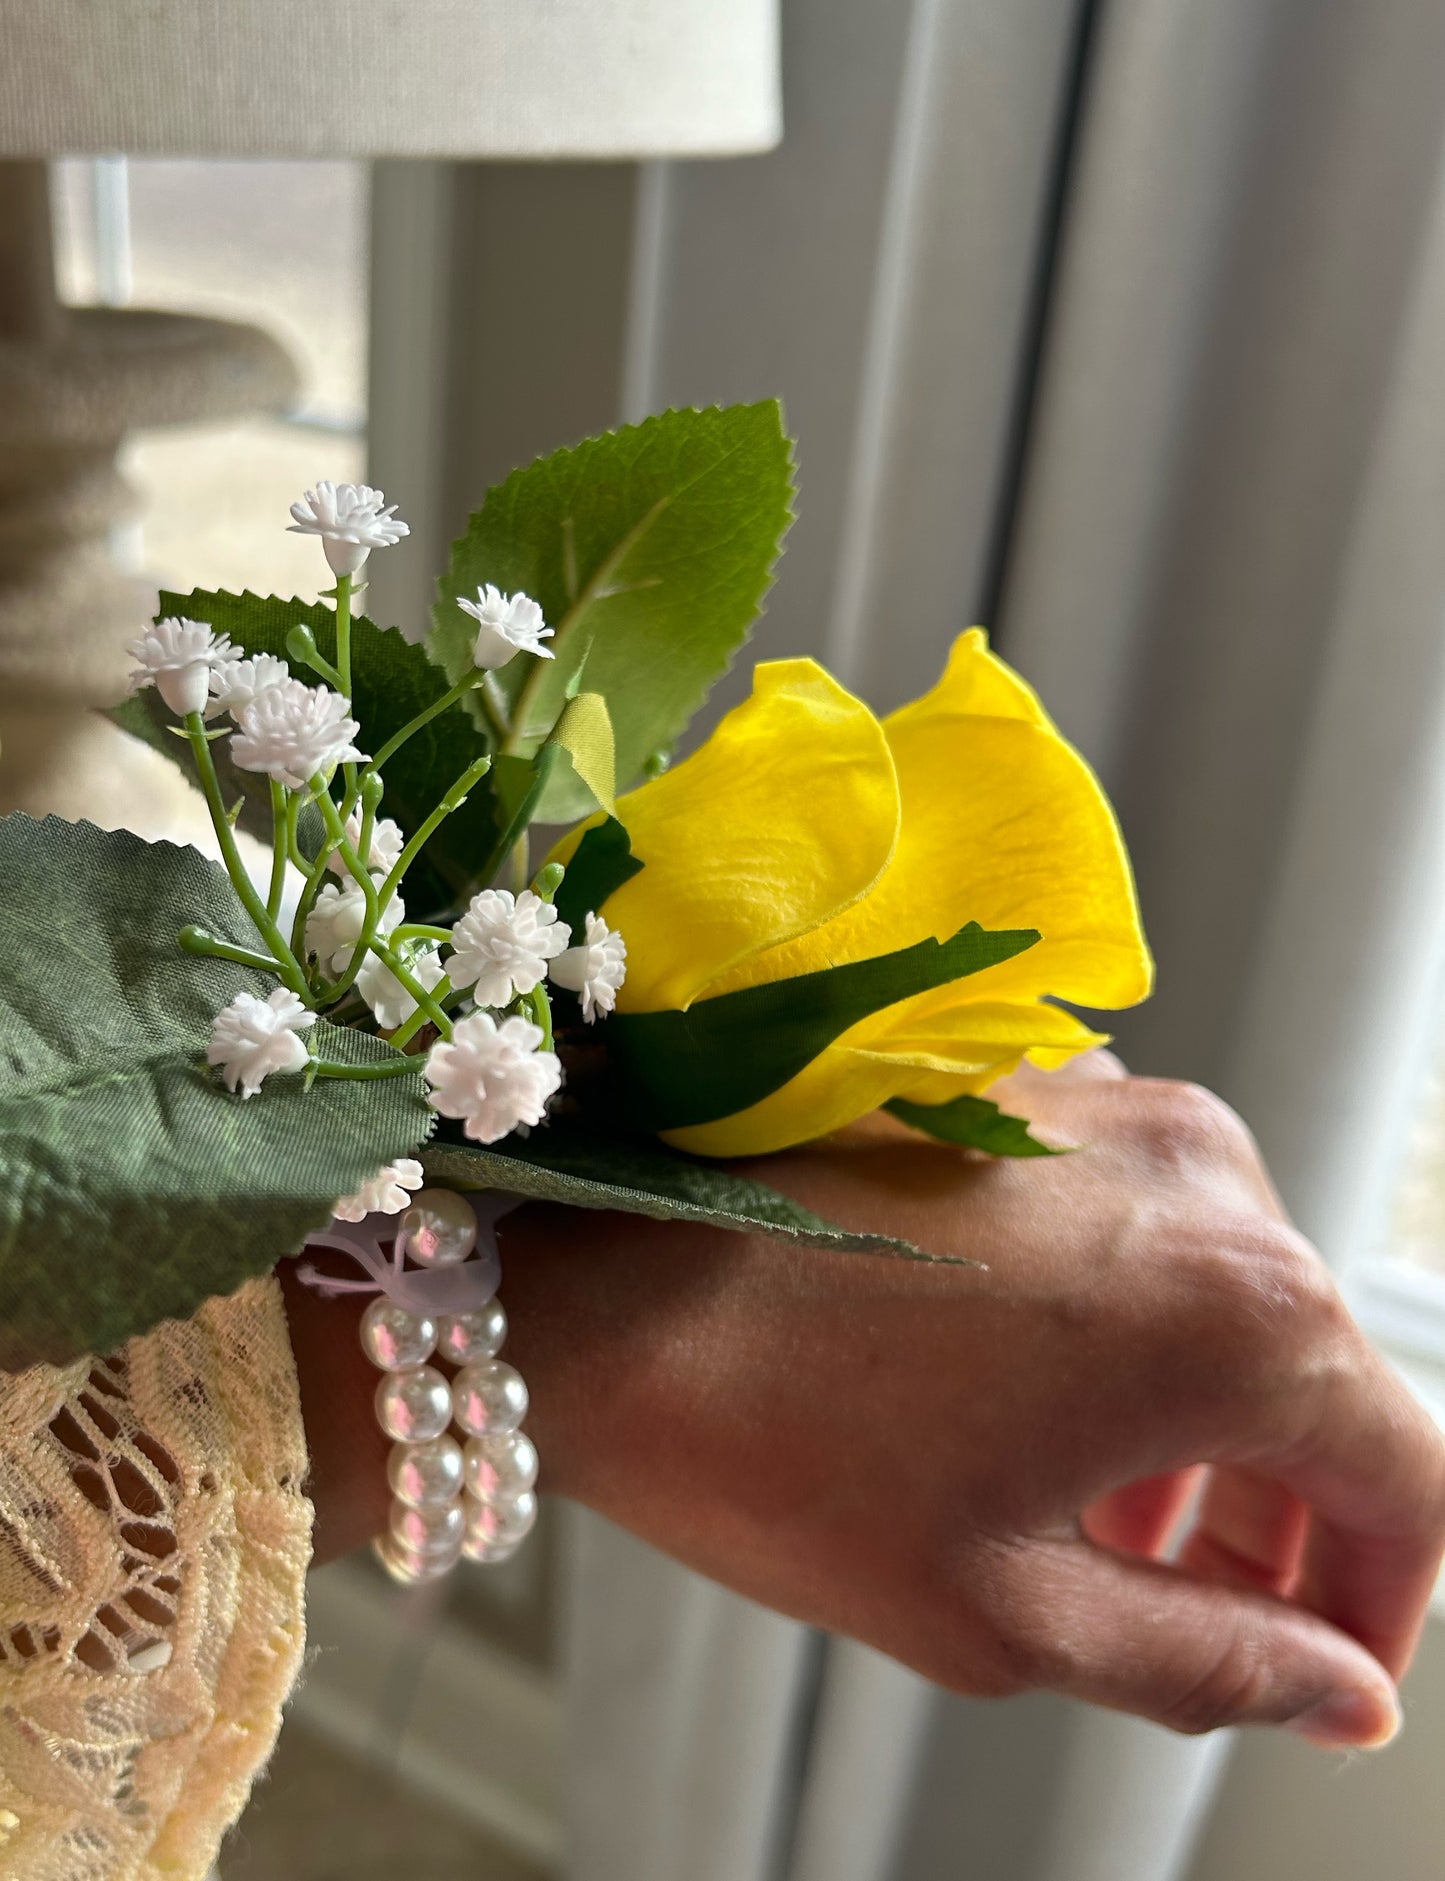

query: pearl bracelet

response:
[350,1188,538,1584]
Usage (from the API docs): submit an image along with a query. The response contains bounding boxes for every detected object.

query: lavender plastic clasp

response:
[295,1190,516,1317]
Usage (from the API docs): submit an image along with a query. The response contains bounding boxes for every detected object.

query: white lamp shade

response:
[0,1,781,159]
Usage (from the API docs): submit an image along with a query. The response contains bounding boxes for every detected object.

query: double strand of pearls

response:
[360,1188,538,1584]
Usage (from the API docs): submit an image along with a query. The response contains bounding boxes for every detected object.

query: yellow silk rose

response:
[552,629,1151,1157]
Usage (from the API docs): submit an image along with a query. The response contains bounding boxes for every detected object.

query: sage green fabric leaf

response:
[431,403,796,790]
[0,814,432,1368]
[119,590,506,914]
[420,1122,968,1265]
[610,922,1041,1132]
[552,817,643,937]
[886,1093,1062,1158]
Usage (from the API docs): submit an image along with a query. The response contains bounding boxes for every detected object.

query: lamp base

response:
[0,705,214,843]
[0,160,298,830]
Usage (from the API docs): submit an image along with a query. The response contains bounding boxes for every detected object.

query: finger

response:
[999,1534,1401,1746]
[1084,1468,1202,1558]
[1177,1466,1309,1597]
[1268,1344,1445,1679]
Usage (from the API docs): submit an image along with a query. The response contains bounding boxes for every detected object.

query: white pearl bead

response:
[360,1298,438,1371]
[402,1188,477,1267]
[461,1532,522,1566]
[390,1496,465,1555]
[452,1359,528,1437]
[463,1489,537,1554]
[375,1534,459,1585]
[388,1436,464,1507]
[464,1430,539,1502]
[374,1365,452,1442]
[436,1300,507,1365]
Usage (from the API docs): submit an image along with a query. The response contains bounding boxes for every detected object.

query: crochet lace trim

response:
[0,1276,312,1879]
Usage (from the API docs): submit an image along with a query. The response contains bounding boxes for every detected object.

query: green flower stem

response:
[507,828,531,897]
[307,787,453,1038]
[477,673,511,747]
[184,714,311,1001]
[308,1054,424,1082]
[376,753,492,913]
[389,971,456,1051]
[365,670,482,774]
[394,923,454,944]
[310,781,385,1000]
[524,983,554,1051]
[357,790,377,883]
[267,780,290,921]
[289,772,366,971]
[284,792,308,873]
[290,845,334,970]
[177,926,282,973]
[285,623,345,691]
[371,944,455,1038]
[332,574,363,800]
[334,572,354,698]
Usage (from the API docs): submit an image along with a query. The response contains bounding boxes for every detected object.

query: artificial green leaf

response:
[478,743,563,884]
[0,814,433,1367]
[115,590,507,914]
[610,923,1041,1132]
[886,1093,1062,1158]
[431,403,796,792]
[552,816,643,937]
[526,658,611,826]
[420,1121,970,1265]
[546,690,616,816]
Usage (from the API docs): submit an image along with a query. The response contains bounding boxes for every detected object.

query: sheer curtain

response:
[368,2,1445,1874]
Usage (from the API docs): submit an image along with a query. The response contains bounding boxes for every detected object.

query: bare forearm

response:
[281,1072,1445,1747]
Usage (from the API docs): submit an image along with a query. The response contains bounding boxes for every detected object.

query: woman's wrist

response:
[278,1257,392,1561]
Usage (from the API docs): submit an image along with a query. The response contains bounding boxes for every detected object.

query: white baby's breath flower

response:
[327,811,405,879]
[287,480,409,576]
[446,888,570,1007]
[356,947,446,1031]
[207,988,314,1098]
[457,586,554,670]
[230,678,364,790]
[332,1158,425,1223]
[206,651,291,720]
[305,877,404,975]
[549,911,627,1022]
[128,616,241,717]
[425,1012,562,1143]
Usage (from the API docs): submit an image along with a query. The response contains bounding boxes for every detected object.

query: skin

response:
[282,1053,1445,1747]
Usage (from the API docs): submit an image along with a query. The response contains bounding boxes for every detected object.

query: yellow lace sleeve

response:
[0,1274,312,1880]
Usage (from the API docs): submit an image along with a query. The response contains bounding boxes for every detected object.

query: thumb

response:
[998,1537,1402,1747]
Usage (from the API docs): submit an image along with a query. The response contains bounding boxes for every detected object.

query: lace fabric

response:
[0,1275,312,1880]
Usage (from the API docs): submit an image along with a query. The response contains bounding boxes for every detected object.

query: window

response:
[1347,1036,1445,1431]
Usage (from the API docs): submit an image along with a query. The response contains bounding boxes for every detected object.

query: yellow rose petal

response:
[704,630,1151,1014]
[855,992,1108,1070]
[886,624,1050,728]
[668,999,1105,1157]
[589,659,900,1012]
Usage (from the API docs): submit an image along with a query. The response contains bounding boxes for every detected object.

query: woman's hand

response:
[282,1054,1445,1747]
